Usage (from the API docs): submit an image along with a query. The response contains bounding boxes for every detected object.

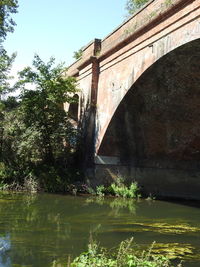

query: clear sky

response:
[4,0,127,77]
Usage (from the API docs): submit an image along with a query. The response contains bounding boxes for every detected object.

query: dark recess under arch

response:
[98,39,200,171]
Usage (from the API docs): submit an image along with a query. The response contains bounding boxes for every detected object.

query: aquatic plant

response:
[71,237,181,267]
[110,177,140,198]
[86,186,96,195]
[23,173,40,193]
[96,185,105,197]
[145,193,156,201]
[152,243,194,260]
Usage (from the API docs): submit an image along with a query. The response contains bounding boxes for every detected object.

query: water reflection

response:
[0,234,11,267]
[0,192,200,266]
[85,197,137,217]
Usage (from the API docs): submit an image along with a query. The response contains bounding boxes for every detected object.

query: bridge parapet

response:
[100,0,184,57]
[67,39,101,77]
[67,0,192,77]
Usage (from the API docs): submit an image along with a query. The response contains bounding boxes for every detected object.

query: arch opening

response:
[68,94,79,122]
[98,39,200,171]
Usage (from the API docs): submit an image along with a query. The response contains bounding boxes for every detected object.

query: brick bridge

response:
[67,0,200,200]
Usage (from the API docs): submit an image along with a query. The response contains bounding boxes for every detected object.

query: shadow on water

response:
[166,199,200,209]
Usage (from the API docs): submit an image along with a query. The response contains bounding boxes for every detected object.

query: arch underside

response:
[98,39,200,171]
[68,94,79,122]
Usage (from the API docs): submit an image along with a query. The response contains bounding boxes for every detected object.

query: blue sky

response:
[4,0,127,77]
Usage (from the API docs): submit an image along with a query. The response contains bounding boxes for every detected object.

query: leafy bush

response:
[71,238,181,267]
[0,55,80,192]
[96,185,105,197]
[110,177,140,198]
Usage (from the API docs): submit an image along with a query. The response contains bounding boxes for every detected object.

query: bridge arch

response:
[67,0,200,198]
[68,94,79,122]
[97,38,200,171]
[95,38,200,199]
[96,11,200,153]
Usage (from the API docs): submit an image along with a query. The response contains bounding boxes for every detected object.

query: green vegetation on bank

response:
[65,176,141,198]
[0,0,83,192]
[110,178,140,198]
[0,55,80,192]
[95,177,141,198]
[70,238,182,267]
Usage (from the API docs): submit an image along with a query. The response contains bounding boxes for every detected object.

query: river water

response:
[0,192,200,266]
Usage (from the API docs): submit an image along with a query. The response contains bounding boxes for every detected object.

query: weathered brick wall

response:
[99,39,200,170]
[95,0,200,153]
[66,0,200,165]
[66,0,200,199]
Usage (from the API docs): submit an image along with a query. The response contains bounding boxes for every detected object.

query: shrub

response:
[96,185,105,197]
[110,177,140,198]
[71,238,181,267]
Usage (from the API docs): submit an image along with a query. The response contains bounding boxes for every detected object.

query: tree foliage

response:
[126,0,149,15]
[0,1,81,191]
[1,55,79,191]
[0,1,18,184]
[0,49,16,97]
[73,48,83,60]
[0,0,18,107]
[16,55,77,163]
[0,0,18,43]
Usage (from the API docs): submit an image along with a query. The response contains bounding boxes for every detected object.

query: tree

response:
[126,0,149,15]
[0,49,16,97]
[0,50,16,171]
[0,0,18,108]
[17,54,78,161]
[0,1,18,176]
[73,48,83,60]
[0,0,18,43]
[0,0,18,98]
[0,0,18,97]
[1,55,79,191]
